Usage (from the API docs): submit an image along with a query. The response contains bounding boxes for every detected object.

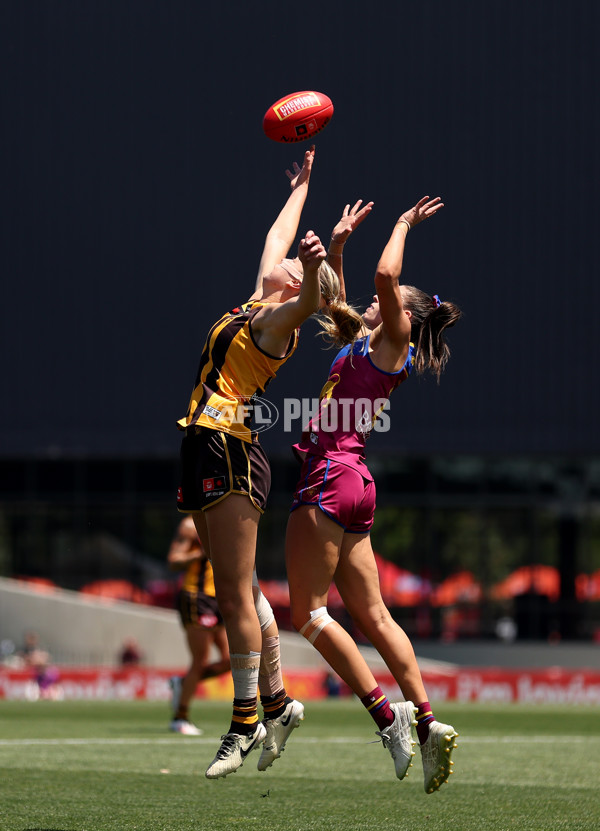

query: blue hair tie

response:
[432,294,442,308]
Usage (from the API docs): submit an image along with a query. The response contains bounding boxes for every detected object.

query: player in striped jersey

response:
[167,515,230,736]
[176,147,372,779]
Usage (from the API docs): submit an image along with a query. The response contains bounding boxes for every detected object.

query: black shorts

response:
[177,427,271,513]
[177,589,223,629]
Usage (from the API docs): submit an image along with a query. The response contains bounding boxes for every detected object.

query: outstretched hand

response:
[399,195,444,229]
[298,230,326,270]
[331,199,374,244]
[286,145,316,190]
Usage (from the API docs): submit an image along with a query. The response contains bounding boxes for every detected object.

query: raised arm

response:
[326,199,374,301]
[251,146,316,300]
[375,196,444,345]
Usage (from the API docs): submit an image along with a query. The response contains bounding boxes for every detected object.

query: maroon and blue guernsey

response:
[293,334,415,476]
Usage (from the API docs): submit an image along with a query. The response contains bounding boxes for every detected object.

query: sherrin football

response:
[263,90,334,143]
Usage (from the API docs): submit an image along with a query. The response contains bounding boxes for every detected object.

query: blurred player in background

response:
[167,515,230,735]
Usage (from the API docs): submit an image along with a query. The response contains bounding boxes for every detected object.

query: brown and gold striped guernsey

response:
[181,556,216,596]
[177,302,298,443]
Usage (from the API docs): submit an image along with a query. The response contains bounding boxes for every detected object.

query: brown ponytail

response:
[402,285,462,382]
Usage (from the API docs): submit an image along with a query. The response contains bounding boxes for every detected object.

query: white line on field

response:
[0,735,599,747]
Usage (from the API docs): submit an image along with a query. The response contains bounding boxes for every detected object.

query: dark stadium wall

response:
[2,0,599,458]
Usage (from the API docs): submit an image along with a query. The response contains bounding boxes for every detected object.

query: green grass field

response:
[0,699,599,831]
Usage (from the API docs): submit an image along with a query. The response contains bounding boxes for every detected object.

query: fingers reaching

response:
[400,195,444,229]
[331,199,374,243]
[286,145,315,188]
[421,196,444,218]
[351,199,374,226]
[285,161,301,181]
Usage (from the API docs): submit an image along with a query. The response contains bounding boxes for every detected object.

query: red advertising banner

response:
[1,666,600,704]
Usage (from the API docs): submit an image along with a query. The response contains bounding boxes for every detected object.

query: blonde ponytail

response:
[314,260,365,348]
[317,298,364,348]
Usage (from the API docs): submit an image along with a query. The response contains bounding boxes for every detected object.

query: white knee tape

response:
[251,569,275,630]
[299,606,335,644]
[255,587,275,631]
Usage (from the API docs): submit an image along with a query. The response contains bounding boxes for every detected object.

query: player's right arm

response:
[374,196,444,366]
[326,199,374,301]
[250,146,316,300]
[252,231,326,353]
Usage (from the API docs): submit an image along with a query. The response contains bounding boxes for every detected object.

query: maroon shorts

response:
[290,455,375,534]
[177,427,271,513]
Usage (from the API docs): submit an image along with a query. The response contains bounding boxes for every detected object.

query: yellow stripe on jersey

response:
[181,314,234,425]
[203,560,216,597]
[181,557,216,597]
[177,303,298,443]
[181,559,200,592]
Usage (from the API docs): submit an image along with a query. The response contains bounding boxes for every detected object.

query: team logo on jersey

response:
[356,409,373,439]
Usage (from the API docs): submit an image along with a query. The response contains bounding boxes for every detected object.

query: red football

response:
[263,90,334,143]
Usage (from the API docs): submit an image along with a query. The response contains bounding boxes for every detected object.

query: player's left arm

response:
[375,195,443,354]
[251,146,316,300]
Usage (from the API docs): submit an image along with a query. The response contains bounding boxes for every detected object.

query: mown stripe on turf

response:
[0,735,599,747]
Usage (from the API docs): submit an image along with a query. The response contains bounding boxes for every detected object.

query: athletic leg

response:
[335,533,428,705]
[253,575,304,770]
[335,533,458,792]
[192,498,261,656]
[193,498,266,778]
[286,504,417,780]
[170,625,212,735]
[200,626,230,680]
[286,505,378,696]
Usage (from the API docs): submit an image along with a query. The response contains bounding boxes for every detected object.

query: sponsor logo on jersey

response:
[203,477,225,493]
[202,404,222,421]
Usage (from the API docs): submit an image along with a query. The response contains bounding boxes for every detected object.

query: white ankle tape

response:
[230,652,261,699]
[299,606,334,644]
